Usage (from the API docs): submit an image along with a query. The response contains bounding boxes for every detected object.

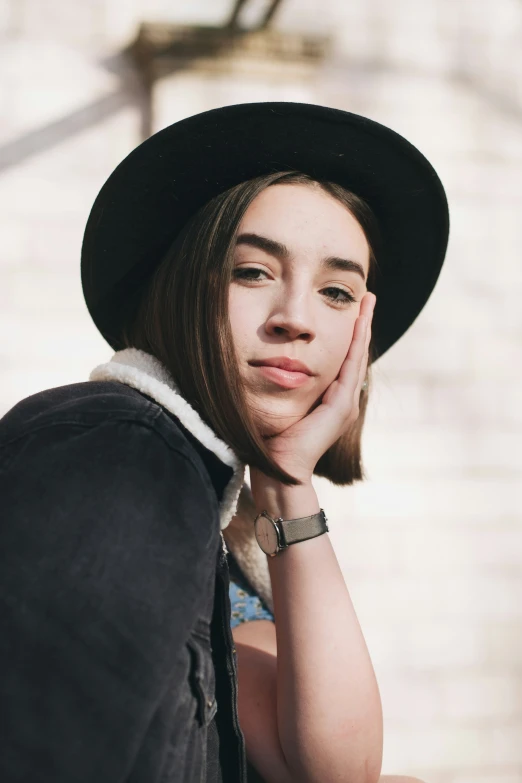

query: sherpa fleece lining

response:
[89,348,274,614]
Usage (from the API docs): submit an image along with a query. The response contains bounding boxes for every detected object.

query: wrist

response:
[249,470,320,521]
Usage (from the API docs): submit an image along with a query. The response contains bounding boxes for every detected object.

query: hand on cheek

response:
[250,292,376,483]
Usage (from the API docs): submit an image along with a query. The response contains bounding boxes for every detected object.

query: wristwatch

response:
[254,509,329,556]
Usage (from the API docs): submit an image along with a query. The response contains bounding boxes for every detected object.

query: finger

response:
[339,312,368,392]
[338,293,375,394]
[356,328,371,399]
[357,304,373,392]
[349,293,375,367]
[360,291,376,318]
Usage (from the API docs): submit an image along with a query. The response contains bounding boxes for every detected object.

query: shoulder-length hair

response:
[121,171,379,487]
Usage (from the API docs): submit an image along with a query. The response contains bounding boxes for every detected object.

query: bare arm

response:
[232,620,295,783]
[249,474,383,783]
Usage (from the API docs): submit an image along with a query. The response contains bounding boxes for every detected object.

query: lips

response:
[251,364,311,389]
[249,357,314,375]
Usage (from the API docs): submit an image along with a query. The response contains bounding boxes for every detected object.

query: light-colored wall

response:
[1,2,521,782]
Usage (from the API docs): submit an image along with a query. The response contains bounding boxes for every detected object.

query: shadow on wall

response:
[0,1,292,175]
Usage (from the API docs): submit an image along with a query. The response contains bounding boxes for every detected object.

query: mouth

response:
[249,364,312,389]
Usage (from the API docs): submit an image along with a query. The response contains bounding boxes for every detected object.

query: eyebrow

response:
[235,232,367,282]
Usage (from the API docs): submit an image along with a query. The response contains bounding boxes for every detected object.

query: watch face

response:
[254,514,279,554]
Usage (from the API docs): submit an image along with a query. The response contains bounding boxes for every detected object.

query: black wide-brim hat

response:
[81,101,449,359]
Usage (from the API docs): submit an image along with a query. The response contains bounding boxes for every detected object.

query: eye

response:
[232,267,357,306]
[322,287,357,305]
[232,268,266,282]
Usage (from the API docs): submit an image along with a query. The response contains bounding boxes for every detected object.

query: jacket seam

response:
[0,413,214,496]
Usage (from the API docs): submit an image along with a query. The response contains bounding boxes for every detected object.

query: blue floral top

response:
[227,551,274,629]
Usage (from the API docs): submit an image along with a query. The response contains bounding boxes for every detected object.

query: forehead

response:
[238,183,370,274]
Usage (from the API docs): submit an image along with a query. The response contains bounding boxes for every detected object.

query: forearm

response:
[249,473,383,783]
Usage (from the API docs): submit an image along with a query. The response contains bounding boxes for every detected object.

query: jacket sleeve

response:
[0,418,219,782]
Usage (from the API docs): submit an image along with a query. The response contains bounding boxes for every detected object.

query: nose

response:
[263,291,316,342]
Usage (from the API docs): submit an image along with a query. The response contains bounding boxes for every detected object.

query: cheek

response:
[228,290,259,353]
[322,319,357,374]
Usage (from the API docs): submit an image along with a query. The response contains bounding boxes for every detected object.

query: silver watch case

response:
[254,511,285,556]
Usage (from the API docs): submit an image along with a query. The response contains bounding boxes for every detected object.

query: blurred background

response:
[1,1,521,781]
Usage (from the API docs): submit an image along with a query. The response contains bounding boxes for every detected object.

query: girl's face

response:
[228,183,370,438]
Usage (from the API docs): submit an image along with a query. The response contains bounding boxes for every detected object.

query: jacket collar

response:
[89,348,273,613]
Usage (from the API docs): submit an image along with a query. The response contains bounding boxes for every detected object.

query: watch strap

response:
[278,509,328,547]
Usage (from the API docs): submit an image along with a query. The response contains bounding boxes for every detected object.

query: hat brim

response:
[81,101,449,359]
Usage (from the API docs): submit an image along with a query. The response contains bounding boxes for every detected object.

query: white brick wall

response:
[1,2,522,781]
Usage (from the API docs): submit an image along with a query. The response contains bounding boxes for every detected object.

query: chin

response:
[257,420,291,439]
[250,403,309,439]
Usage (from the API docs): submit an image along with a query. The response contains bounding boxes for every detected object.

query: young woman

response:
[0,102,449,783]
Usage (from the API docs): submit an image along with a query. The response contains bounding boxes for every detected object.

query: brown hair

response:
[121,171,379,487]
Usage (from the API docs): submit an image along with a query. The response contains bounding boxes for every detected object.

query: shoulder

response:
[0,382,221,629]
[0,380,220,556]
[0,380,211,483]
[0,378,221,581]
[1,379,162,439]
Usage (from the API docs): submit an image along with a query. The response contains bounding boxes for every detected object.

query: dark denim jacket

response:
[0,379,249,782]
